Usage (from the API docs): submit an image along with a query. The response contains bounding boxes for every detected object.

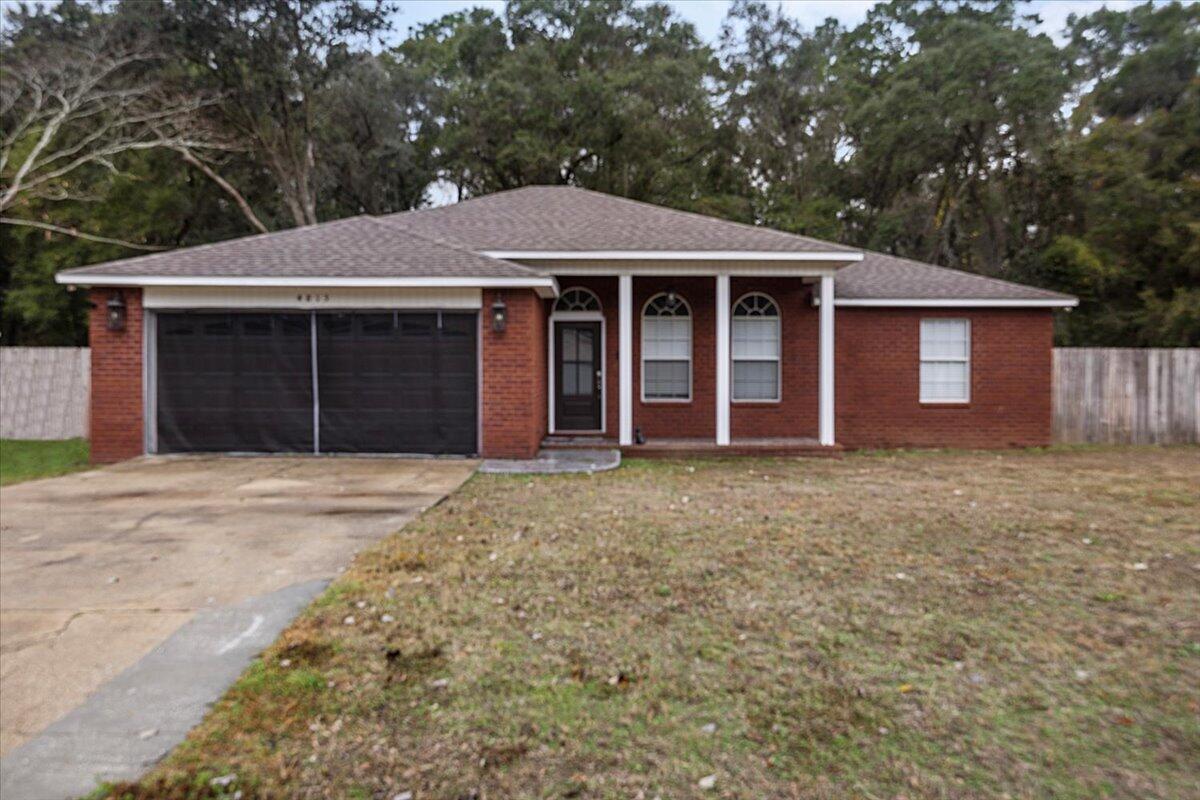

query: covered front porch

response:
[537,264,841,452]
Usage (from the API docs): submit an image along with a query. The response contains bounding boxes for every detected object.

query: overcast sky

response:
[388,0,1154,45]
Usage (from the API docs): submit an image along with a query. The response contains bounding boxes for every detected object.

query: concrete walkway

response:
[0,456,475,799]
[479,448,620,474]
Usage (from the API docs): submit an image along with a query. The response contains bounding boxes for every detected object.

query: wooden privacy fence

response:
[0,347,90,439]
[1053,348,1199,445]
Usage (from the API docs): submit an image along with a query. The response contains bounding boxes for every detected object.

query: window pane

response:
[563,365,577,394]
[644,360,689,399]
[920,319,969,360]
[920,361,969,401]
[575,364,593,396]
[577,329,593,361]
[732,318,779,359]
[643,318,690,359]
[733,361,779,400]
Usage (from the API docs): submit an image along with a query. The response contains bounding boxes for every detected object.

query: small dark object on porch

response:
[635,427,646,445]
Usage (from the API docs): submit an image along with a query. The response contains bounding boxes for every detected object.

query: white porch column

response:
[715,274,731,445]
[819,273,836,446]
[618,274,633,445]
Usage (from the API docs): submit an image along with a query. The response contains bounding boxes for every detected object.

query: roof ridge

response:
[851,248,1076,299]
[364,215,543,276]
[386,185,857,253]
[561,186,856,252]
[382,184,542,223]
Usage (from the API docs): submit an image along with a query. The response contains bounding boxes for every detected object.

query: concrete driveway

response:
[0,455,475,798]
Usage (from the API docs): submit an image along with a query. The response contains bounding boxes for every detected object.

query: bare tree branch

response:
[0,215,168,250]
[174,146,270,234]
[0,35,237,215]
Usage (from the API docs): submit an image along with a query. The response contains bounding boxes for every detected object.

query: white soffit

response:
[143,286,484,310]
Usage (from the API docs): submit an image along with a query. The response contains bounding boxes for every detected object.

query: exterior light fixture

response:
[491,294,508,332]
[106,291,127,331]
[665,287,679,309]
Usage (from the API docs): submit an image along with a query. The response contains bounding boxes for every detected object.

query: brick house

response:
[56,186,1076,463]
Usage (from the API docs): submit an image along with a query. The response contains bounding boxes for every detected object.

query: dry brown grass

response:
[98,447,1200,800]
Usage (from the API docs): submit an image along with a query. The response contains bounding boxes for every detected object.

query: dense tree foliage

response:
[2,0,1196,345]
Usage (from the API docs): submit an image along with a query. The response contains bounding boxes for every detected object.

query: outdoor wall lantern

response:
[665,287,679,309]
[106,290,127,331]
[491,294,508,333]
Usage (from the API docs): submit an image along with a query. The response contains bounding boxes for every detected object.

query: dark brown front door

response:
[555,321,602,431]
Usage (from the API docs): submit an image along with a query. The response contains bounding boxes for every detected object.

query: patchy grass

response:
[0,438,89,486]
[100,447,1199,800]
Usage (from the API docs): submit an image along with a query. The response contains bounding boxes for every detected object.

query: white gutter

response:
[832,298,1078,308]
[481,250,864,262]
[55,274,560,298]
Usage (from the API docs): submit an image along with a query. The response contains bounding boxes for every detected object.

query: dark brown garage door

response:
[316,312,476,454]
[155,311,477,455]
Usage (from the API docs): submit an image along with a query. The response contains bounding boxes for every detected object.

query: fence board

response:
[0,347,90,439]
[1053,348,1199,444]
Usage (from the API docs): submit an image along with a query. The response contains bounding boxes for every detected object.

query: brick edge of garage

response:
[87,287,549,464]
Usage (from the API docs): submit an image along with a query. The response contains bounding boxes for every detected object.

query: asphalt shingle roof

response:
[56,216,539,280]
[836,251,1076,302]
[56,185,1075,304]
[381,186,858,253]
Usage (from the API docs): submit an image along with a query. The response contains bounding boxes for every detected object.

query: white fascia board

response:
[833,297,1078,308]
[55,273,560,297]
[481,250,864,262]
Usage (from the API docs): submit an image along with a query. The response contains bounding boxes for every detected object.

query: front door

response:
[554,321,602,431]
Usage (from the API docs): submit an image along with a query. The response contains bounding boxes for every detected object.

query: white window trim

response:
[548,287,606,434]
[553,286,603,314]
[919,318,971,404]
[640,293,693,403]
[731,292,782,403]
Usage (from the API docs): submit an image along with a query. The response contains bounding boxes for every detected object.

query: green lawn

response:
[0,438,90,486]
[97,447,1199,799]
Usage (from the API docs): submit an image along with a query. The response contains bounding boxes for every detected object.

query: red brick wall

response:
[730,277,819,439]
[480,288,548,458]
[835,308,1054,449]
[633,276,717,439]
[88,288,144,463]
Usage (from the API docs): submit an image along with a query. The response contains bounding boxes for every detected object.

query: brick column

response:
[88,288,145,463]
[480,288,548,458]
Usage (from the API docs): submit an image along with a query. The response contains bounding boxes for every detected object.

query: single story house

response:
[56,186,1077,463]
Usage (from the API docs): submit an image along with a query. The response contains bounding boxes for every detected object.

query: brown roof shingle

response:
[55,185,1076,304]
[57,216,539,280]
[381,186,858,253]
[835,251,1076,302]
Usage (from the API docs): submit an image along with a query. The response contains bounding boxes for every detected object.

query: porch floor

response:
[543,435,842,459]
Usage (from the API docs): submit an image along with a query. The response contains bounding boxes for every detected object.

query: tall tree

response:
[161,0,396,227]
[396,0,738,212]
[719,0,846,238]
[836,0,1070,276]
[1035,1,1200,345]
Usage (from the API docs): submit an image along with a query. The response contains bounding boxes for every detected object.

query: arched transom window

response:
[554,287,602,313]
[732,293,781,401]
[642,293,691,400]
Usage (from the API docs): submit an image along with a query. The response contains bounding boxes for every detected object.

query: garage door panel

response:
[157,313,314,453]
[315,312,475,454]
